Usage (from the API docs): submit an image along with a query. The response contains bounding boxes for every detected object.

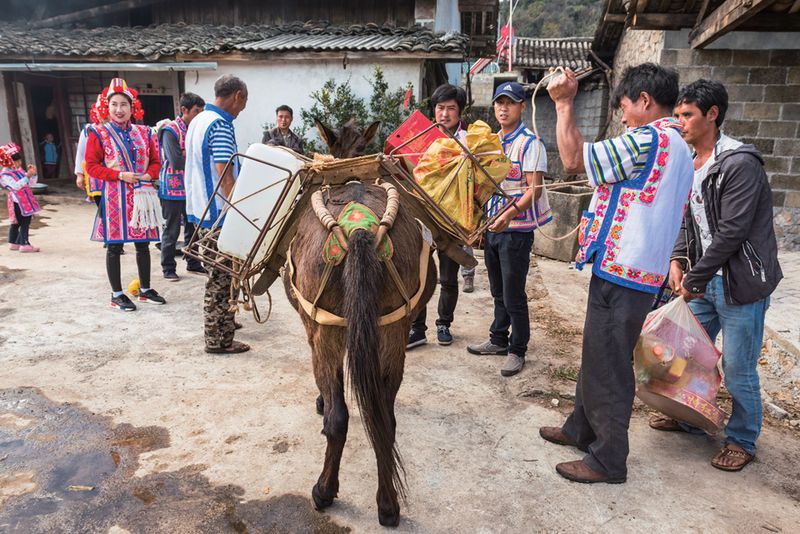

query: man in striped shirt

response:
[538,64,693,484]
[185,74,250,354]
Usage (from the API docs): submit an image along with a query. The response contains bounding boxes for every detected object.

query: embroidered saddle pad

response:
[322,201,393,265]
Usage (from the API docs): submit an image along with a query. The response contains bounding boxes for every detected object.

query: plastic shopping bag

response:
[634,297,721,385]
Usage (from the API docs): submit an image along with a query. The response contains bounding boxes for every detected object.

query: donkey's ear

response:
[362,121,381,145]
[315,118,337,149]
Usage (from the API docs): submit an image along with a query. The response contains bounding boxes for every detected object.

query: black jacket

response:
[262,127,305,154]
[671,144,782,305]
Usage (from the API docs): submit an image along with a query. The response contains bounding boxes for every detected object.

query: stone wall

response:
[660,47,800,250]
[607,29,665,137]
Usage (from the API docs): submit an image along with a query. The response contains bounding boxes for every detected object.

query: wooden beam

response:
[737,12,800,31]
[690,0,779,49]
[630,13,699,29]
[30,0,168,29]
[695,0,712,26]
[603,13,627,23]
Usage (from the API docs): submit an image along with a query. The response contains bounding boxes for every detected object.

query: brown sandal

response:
[711,444,754,472]
[648,415,687,432]
[205,341,251,354]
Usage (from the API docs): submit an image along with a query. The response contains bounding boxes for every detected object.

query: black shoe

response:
[437,325,453,345]
[111,294,136,312]
[186,264,207,275]
[138,288,166,305]
[163,271,180,282]
[406,329,427,350]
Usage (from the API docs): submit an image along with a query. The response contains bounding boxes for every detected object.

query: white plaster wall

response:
[184,59,424,152]
[0,73,11,144]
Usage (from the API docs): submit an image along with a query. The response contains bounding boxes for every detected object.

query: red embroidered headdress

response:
[92,78,145,122]
[0,142,21,168]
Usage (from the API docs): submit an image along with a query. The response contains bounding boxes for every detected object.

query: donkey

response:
[283,119,437,526]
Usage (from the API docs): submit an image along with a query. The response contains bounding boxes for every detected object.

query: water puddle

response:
[0,388,350,533]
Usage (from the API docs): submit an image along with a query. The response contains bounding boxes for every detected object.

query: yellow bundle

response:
[413,121,510,233]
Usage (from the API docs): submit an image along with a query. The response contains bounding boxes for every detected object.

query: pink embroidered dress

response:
[2,167,41,221]
[576,117,694,293]
[85,121,161,244]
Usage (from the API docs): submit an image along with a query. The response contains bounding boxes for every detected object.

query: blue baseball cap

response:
[492,81,525,103]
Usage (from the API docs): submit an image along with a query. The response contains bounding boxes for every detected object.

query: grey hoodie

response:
[671,144,782,305]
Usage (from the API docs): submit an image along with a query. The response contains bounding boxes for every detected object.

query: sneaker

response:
[163,271,180,282]
[9,243,20,251]
[437,325,453,345]
[111,294,137,312]
[500,353,525,377]
[467,340,508,355]
[406,329,427,350]
[186,264,208,275]
[19,244,40,253]
[138,288,166,305]
[463,276,474,293]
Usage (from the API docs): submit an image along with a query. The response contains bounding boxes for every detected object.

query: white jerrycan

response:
[217,144,305,262]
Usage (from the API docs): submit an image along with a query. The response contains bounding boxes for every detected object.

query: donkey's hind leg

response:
[375,324,408,527]
[311,326,348,510]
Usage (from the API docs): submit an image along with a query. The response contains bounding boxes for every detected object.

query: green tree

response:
[499,0,603,38]
[298,78,369,154]
[298,65,418,155]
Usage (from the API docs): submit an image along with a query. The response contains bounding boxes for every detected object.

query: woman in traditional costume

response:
[85,78,166,311]
[1,143,41,252]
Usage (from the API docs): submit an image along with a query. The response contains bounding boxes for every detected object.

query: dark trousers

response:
[562,275,653,478]
[107,242,151,293]
[160,198,201,272]
[43,163,57,179]
[9,203,31,245]
[411,250,460,331]
[484,231,533,357]
[198,228,236,349]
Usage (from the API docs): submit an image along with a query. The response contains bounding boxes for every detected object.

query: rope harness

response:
[287,182,430,327]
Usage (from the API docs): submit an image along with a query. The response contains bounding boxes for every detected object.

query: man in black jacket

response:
[262,105,305,154]
[658,79,783,471]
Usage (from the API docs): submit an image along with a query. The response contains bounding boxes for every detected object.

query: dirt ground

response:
[1,188,799,533]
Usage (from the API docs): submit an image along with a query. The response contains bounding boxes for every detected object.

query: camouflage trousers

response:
[198,228,236,349]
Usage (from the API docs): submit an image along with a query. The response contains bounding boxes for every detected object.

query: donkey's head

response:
[315,118,381,159]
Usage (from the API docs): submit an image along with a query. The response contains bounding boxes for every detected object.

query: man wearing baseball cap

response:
[467,81,551,377]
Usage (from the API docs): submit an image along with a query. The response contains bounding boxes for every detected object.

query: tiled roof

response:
[0,21,467,60]
[500,37,592,71]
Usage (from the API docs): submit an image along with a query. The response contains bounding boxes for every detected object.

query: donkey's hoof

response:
[312,483,334,510]
[315,395,324,416]
[378,508,400,527]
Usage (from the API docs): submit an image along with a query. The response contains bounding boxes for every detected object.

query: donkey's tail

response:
[343,229,405,499]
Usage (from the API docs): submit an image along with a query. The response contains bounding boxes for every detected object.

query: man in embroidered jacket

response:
[539,64,693,483]
[184,75,250,354]
[158,92,206,281]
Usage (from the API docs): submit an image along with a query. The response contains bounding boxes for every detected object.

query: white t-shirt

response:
[690,133,743,255]
[74,128,88,174]
[521,137,547,173]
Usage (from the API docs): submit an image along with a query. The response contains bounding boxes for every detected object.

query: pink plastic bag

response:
[634,298,726,434]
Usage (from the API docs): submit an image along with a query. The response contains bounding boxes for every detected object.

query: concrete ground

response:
[1,189,799,533]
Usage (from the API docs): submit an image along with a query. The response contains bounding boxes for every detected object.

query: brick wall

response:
[660,48,800,250]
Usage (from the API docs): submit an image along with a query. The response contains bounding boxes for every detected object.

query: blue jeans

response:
[688,275,769,455]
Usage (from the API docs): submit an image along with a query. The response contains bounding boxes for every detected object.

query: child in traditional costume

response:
[84,78,166,311]
[1,143,41,252]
